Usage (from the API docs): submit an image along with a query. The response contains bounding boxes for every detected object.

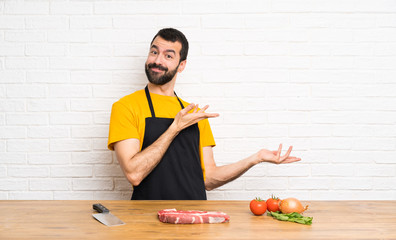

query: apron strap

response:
[174,91,185,109]
[145,85,185,118]
[145,85,156,118]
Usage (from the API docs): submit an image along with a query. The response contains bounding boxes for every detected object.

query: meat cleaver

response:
[92,203,125,227]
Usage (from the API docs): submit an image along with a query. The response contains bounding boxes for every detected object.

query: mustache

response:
[147,63,168,72]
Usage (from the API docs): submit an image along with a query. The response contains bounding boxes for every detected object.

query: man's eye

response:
[151,50,157,55]
[166,55,173,59]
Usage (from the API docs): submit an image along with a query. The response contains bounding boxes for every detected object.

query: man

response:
[108,28,301,200]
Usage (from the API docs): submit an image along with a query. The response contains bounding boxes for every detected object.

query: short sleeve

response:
[107,101,139,151]
[198,119,216,147]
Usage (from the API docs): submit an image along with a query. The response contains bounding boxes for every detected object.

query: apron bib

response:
[131,86,207,200]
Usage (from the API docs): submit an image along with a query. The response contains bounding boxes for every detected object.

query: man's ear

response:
[177,60,187,73]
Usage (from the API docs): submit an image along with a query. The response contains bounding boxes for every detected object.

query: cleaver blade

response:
[92,203,125,227]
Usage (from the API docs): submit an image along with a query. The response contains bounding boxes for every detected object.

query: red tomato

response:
[266,195,281,212]
[249,197,267,215]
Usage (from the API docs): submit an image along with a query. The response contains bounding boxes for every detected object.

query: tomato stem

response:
[271,194,279,200]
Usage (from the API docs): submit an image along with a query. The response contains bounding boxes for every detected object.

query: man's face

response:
[145,36,185,86]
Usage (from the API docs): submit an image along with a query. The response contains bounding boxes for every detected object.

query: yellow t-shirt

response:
[107,89,216,178]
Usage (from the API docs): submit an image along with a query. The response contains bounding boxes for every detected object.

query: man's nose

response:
[154,54,163,64]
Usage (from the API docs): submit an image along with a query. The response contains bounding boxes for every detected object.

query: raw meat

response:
[158,208,230,224]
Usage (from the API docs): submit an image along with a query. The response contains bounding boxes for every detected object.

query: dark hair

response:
[150,28,189,62]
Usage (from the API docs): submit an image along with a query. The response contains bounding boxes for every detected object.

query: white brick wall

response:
[1,0,395,200]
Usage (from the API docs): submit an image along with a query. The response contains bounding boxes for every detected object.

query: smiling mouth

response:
[148,63,168,73]
[150,67,164,73]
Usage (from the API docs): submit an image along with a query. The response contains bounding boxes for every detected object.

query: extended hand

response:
[172,103,219,133]
[258,144,301,164]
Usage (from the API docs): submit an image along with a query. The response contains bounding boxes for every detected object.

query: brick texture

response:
[1,0,395,200]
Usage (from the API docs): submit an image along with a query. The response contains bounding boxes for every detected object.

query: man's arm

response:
[203,144,301,191]
[114,125,178,186]
[114,104,219,186]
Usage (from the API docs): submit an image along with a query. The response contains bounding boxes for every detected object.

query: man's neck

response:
[147,81,176,97]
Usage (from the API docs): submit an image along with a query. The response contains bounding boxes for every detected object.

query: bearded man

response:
[108,28,301,200]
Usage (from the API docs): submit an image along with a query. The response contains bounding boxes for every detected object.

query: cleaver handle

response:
[93,203,110,213]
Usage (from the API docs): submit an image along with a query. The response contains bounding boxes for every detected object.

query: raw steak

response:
[158,208,230,224]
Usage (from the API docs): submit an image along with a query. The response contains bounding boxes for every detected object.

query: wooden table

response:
[0,200,395,239]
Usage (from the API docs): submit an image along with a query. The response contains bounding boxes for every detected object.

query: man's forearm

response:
[127,124,179,186]
[117,103,219,187]
[204,153,259,191]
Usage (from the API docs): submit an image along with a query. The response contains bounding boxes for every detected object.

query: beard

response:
[145,63,179,86]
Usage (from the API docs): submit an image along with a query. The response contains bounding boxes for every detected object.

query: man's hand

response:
[171,103,219,133]
[203,144,302,191]
[257,144,301,164]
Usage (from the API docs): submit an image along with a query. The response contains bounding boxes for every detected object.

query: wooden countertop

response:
[0,200,395,239]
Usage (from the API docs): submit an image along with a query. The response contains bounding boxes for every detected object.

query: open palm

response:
[258,144,301,164]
